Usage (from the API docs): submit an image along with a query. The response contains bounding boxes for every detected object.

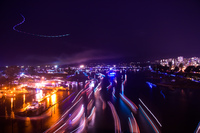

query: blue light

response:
[102,74,105,77]
[13,14,70,38]
[146,82,156,89]
[170,74,175,77]
[20,73,24,76]
[83,72,88,77]
[109,72,116,77]
[107,82,112,91]
[160,90,165,99]
[121,83,124,95]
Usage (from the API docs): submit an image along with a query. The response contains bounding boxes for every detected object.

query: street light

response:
[80,65,84,68]
[54,65,58,73]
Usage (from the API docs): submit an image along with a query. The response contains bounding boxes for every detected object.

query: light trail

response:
[53,123,66,133]
[87,99,94,112]
[72,89,83,103]
[194,121,200,133]
[146,82,157,89]
[71,105,84,123]
[45,98,83,132]
[125,74,127,81]
[43,93,78,133]
[121,75,127,95]
[107,82,112,91]
[61,92,75,103]
[139,98,162,127]
[13,14,70,37]
[94,82,101,94]
[100,96,106,110]
[139,105,159,133]
[87,99,93,112]
[88,91,93,99]
[128,117,133,133]
[61,97,83,118]
[131,112,140,133]
[160,90,165,99]
[121,83,124,95]
[87,106,96,121]
[114,77,117,84]
[120,93,138,113]
[112,87,116,98]
[46,118,63,132]
[85,81,91,88]
[70,114,86,133]
[108,101,121,133]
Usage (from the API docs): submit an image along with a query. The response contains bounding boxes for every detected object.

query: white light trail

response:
[139,98,162,127]
[53,123,66,133]
[61,97,83,118]
[72,105,84,122]
[87,106,96,121]
[70,114,86,133]
[139,105,159,133]
[88,91,93,99]
[72,89,83,103]
[195,122,200,133]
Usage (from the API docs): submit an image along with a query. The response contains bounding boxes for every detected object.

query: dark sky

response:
[1,0,200,66]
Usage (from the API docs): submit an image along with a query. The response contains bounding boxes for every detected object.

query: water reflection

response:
[51,94,56,105]
[0,84,76,133]
[36,89,43,102]
[23,94,26,108]
[5,107,8,119]
[25,117,32,132]
[47,97,50,107]
[11,98,13,110]
[11,98,15,118]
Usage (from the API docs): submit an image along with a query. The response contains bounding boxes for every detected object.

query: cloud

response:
[25,49,121,65]
[55,49,121,65]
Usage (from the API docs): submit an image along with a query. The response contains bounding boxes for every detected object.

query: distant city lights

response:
[80,65,84,68]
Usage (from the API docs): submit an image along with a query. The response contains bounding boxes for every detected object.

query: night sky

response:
[0,1,200,66]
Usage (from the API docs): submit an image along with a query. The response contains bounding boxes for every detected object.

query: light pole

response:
[54,65,58,73]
